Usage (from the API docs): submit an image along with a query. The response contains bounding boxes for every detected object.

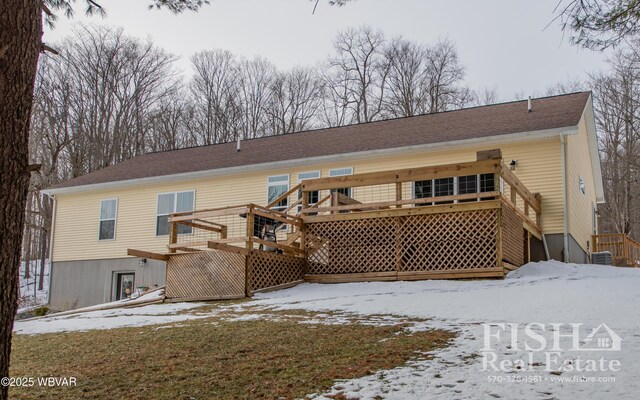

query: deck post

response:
[395,182,402,209]
[395,217,403,273]
[169,221,178,253]
[245,205,255,296]
[300,193,308,270]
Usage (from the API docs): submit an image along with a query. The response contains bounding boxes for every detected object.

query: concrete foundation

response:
[541,233,589,264]
[49,257,166,311]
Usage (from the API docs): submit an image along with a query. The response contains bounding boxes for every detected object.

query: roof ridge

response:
[144,91,592,156]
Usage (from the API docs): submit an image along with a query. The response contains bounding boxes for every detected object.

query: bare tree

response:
[590,45,640,236]
[424,39,467,113]
[238,57,276,138]
[383,37,470,116]
[325,26,390,123]
[383,37,429,117]
[190,49,242,144]
[265,67,324,134]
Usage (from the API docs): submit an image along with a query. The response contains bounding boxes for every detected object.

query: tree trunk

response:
[0,2,42,399]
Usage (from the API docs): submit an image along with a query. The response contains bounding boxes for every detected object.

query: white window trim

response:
[297,171,321,182]
[266,174,290,209]
[328,167,354,177]
[155,190,196,237]
[413,174,495,205]
[98,198,118,241]
[297,171,321,210]
[328,167,354,197]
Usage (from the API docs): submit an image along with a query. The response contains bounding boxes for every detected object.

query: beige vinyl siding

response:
[52,137,564,262]
[566,111,599,255]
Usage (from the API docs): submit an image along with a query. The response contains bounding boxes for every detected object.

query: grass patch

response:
[10,309,453,399]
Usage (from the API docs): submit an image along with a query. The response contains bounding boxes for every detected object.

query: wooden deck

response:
[129,151,543,300]
[592,233,640,267]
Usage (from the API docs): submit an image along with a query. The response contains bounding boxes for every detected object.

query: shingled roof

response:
[50,92,591,191]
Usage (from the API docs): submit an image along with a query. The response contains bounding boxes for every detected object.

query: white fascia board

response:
[582,95,606,204]
[43,126,576,196]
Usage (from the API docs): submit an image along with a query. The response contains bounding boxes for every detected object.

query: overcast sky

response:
[44,0,611,101]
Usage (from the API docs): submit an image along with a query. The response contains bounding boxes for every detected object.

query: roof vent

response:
[528,96,532,113]
[236,137,241,152]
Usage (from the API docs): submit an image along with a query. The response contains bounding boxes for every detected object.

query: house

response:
[43,92,604,310]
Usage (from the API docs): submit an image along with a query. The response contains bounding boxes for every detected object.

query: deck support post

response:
[169,221,178,253]
[245,205,255,296]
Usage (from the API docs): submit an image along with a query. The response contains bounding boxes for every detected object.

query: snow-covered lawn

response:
[13,260,640,399]
[252,261,640,399]
[18,260,49,313]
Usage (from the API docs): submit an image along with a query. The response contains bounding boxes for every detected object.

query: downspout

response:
[46,194,57,305]
[560,134,570,262]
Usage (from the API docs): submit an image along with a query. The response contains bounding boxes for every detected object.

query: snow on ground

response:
[249,261,640,400]
[12,260,640,399]
[18,260,49,313]
[14,301,210,335]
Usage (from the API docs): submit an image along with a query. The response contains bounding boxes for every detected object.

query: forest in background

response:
[22,24,640,285]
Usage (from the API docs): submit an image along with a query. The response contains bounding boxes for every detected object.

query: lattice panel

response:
[501,203,525,267]
[165,250,245,299]
[306,217,398,274]
[399,209,499,271]
[305,208,500,275]
[248,251,305,292]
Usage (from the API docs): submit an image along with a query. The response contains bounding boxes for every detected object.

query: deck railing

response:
[592,233,640,267]
[167,203,304,256]
[133,153,542,261]
[299,157,542,239]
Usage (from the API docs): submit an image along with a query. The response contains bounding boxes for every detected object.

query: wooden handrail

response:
[300,159,501,192]
[500,161,542,213]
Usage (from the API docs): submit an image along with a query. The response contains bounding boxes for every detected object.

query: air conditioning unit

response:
[591,251,613,265]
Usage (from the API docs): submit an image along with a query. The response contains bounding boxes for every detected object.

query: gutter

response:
[560,134,571,262]
[43,126,578,196]
[46,194,57,305]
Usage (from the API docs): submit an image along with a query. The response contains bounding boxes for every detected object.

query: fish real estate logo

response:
[481,323,622,374]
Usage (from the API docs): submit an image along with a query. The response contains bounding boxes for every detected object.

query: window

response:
[99,199,117,240]
[329,167,353,198]
[267,175,290,211]
[458,175,478,203]
[298,171,321,210]
[413,173,497,206]
[434,177,454,204]
[156,191,195,236]
[479,173,495,193]
[414,180,433,205]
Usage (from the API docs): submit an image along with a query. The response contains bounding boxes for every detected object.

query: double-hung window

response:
[298,171,320,211]
[329,167,353,198]
[267,175,290,211]
[156,191,195,236]
[99,199,117,240]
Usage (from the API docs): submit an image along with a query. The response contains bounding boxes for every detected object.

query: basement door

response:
[115,272,135,300]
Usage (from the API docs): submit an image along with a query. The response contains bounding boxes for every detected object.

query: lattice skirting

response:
[165,250,246,299]
[248,251,305,292]
[305,208,501,276]
[501,203,525,267]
